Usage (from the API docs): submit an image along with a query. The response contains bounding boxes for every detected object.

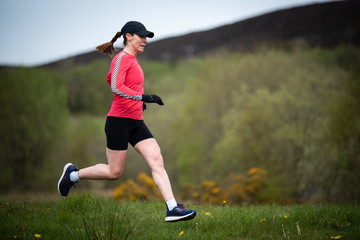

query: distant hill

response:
[39,0,359,68]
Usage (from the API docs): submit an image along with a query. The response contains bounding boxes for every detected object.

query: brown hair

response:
[96,32,122,57]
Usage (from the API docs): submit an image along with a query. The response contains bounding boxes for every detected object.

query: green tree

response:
[169,47,360,202]
[65,60,111,115]
[0,68,68,192]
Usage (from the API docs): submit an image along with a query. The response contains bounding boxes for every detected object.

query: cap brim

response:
[136,30,154,38]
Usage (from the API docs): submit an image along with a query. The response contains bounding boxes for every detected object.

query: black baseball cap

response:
[121,21,154,38]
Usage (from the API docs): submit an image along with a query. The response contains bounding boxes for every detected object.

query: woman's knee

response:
[108,168,123,180]
[149,152,165,169]
[106,148,127,180]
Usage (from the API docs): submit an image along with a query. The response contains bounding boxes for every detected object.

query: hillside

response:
[39,0,359,68]
[141,0,360,60]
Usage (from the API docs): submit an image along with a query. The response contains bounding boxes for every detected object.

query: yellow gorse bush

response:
[114,172,161,201]
[181,167,268,204]
[247,167,266,177]
[113,168,268,204]
[137,172,156,188]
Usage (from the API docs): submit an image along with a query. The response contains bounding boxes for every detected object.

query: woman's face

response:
[126,33,148,55]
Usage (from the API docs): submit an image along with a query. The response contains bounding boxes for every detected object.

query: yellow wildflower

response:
[205,211,214,218]
[34,234,41,238]
[260,218,266,222]
[178,231,184,237]
[223,200,226,204]
[284,215,288,219]
[330,235,342,239]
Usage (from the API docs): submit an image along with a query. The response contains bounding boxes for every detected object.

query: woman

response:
[58,21,196,222]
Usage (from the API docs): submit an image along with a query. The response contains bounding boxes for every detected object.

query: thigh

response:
[105,117,131,150]
[106,147,128,174]
[129,121,154,148]
[134,138,162,167]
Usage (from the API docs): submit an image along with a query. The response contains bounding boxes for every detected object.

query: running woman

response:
[58,21,196,222]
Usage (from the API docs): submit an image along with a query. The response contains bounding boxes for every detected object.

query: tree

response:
[0,68,68,192]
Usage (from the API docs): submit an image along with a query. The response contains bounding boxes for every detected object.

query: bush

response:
[113,172,162,201]
[181,168,268,204]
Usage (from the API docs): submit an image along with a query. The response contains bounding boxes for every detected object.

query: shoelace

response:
[177,203,185,209]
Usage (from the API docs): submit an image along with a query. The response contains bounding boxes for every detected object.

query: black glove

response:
[142,94,164,105]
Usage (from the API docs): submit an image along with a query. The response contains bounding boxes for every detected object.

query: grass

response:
[1,192,359,240]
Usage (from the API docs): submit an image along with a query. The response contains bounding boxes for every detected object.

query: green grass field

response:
[1,192,359,240]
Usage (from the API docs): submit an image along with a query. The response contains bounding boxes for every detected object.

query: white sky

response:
[0,0,333,67]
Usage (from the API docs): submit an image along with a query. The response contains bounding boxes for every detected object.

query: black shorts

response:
[105,116,154,150]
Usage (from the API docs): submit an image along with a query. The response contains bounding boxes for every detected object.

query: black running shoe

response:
[165,203,196,222]
[57,163,78,197]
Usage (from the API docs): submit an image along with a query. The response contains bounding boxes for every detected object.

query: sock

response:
[70,171,80,182]
[166,198,177,211]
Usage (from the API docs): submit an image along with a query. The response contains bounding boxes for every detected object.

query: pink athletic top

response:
[106,51,144,120]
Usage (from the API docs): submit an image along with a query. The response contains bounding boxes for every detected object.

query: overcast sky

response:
[0,0,333,67]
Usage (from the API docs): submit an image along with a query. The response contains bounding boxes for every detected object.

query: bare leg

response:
[78,148,127,180]
[134,138,175,201]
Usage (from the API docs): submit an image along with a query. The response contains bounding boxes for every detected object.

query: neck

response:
[123,46,137,56]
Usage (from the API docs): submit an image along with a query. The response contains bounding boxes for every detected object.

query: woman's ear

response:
[125,33,132,42]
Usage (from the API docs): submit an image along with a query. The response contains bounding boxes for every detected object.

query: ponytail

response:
[96,31,122,57]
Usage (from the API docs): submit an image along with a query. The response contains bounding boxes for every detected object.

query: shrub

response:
[113,172,161,201]
[181,167,268,204]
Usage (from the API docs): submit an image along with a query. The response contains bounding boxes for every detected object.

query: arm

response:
[110,52,164,105]
[111,52,142,100]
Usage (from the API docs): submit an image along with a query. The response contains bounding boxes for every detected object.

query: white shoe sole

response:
[57,163,73,195]
[165,211,196,222]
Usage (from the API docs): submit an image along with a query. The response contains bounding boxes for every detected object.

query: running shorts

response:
[105,116,154,150]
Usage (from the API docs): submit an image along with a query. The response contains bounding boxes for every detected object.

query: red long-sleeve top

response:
[106,51,144,120]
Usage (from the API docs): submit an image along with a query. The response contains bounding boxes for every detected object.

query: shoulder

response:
[111,52,132,68]
[113,51,127,62]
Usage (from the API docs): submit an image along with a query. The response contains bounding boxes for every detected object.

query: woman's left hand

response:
[142,94,164,105]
